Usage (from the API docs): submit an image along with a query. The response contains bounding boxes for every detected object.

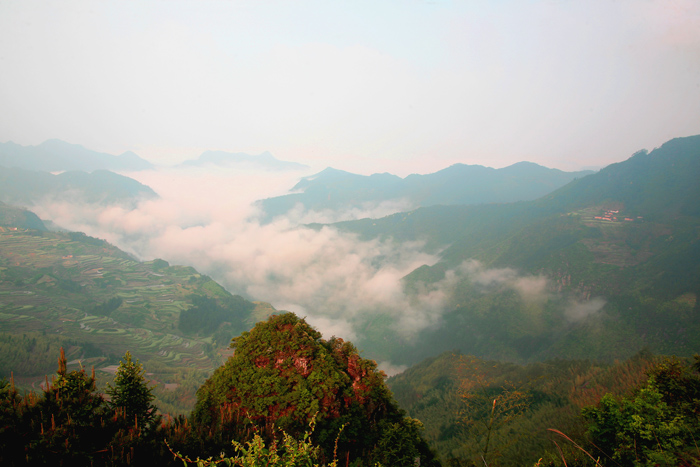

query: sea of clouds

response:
[29,165,604,374]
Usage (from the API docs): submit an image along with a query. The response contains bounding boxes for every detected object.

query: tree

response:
[582,356,700,466]
[192,313,439,466]
[107,351,158,427]
[27,347,111,465]
[0,376,24,466]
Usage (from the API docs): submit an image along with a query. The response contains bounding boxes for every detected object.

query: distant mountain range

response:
[0,139,153,172]
[3,133,698,372]
[330,135,700,365]
[177,150,309,171]
[0,140,312,174]
[258,162,594,222]
[0,166,158,207]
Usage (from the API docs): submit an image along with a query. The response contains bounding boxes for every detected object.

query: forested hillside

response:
[331,135,700,366]
[1,135,698,466]
[387,350,700,466]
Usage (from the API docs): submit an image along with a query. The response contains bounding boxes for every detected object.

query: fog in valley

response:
[2,2,700,465]
[26,164,602,373]
[28,166,437,371]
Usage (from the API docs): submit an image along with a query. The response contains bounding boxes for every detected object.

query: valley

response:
[2,3,698,463]
[0,134,699,465]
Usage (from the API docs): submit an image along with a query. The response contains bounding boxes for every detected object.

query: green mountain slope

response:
[386,350,660,466]
[0,218,272,414]
[333,135,700,365]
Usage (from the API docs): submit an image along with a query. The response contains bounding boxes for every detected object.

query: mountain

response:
[330,135,700,366]
[0,215,274,414]
[193,312,440,467]
[0,139,154,172]
[0,166,157,207]
[178,150,309,171]
[0,201,47,230]
[258,163,593,222]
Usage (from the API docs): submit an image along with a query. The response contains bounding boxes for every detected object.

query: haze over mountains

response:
[177,150,310,171]
[0,166,157,208]
[331,135,700,364]
[1,134,698,379]
[0,139,154,172]
[3,1,698,462]
[1,131,700,467]
[258,163,594,223]
[0,201,46,231]
[0,139,312,173]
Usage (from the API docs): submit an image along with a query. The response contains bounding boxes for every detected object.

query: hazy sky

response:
[1,0,699,175]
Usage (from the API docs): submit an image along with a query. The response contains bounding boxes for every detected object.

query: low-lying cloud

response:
[456,260,550,303]
[281,198,417,225]
[30,167,443,345]
[29,166,607,373]
[565,297,607,323]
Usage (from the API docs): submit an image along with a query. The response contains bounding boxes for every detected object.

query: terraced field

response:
[0,228,271,413]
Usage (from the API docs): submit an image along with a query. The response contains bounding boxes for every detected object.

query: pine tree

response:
[107,351,158,427]
[28,347,110,464]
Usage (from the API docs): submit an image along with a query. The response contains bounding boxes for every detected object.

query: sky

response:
[5,0,696,370]
[1,0,699,176]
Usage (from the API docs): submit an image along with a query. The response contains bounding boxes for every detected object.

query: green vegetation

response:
[580,356,700,466]
[171,419,331,467]
[1,320,440,466]
[3,341,697,466]
[0,227,268,414]
[0,201,46,230]
[106,351,158,426]
[178,294,253,335]
[193,312,439,466]
[1,134,699,465]
[0,349,169,466]
[386,349,700,466]
[333,135,700,366]
[388,350,662,466]
[0,333,88,376]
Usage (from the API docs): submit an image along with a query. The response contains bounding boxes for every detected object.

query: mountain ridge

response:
[0,166,158,208]
[326,134,700,366]
[178,149,309,171]
[0,139,154,172]
[258,161,594,222]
